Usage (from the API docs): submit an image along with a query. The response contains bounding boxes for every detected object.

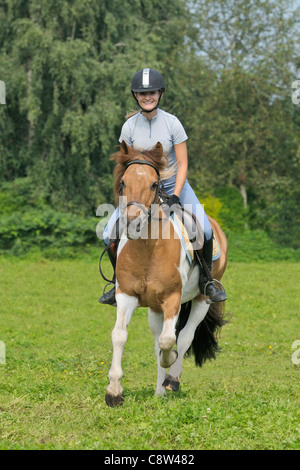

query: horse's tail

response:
[176,301,227,367]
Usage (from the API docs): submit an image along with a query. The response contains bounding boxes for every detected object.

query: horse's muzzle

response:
[123,201,150,240]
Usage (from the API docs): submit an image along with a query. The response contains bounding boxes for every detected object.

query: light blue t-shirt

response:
[119,109,188,175]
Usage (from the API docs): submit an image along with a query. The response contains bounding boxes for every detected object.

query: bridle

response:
[119,159,163,223]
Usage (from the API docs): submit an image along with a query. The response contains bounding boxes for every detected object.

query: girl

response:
[100,68,226,304]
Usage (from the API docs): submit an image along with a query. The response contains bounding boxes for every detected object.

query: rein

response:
[99,159,164,284]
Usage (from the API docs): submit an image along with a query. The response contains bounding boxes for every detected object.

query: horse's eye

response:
[150,181,158,190]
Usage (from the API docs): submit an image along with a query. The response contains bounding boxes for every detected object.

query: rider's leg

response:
[99,209,120,306]
[99,241,117,305]
[177,180,227,303]
[199,235,227,302]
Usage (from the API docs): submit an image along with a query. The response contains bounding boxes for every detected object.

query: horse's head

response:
[111,141,168,239]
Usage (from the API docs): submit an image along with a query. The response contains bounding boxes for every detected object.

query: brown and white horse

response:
[105,141,227,406]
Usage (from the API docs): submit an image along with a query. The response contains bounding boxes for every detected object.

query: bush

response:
[0,208,99,256]
[0,180,298,262]
[0,178,39,216]
[0,178,105,258]
[227,229,300,262]
[196,186,247,234]
[214,186,247,233]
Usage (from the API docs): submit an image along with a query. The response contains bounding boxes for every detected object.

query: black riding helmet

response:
[131,68,165,113]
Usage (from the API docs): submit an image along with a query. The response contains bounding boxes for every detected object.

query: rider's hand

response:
[165,194,180,215]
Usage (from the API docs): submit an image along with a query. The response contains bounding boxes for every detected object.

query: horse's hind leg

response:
[148,309,166,396]
[105,293,138,406]
[166,299,209,390]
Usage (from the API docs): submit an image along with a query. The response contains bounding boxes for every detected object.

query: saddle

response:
[160,194,221,265]
[171,212,221,264]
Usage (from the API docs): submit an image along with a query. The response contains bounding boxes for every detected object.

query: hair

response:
[125,109,140,120]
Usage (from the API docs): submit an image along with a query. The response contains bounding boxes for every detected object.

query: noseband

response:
[119,159,162,222]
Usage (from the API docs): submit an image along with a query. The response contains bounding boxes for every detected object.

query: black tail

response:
[176,301,227,367]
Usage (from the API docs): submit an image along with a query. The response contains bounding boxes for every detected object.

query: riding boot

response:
[198,236,227,302]
[99,243,117,305]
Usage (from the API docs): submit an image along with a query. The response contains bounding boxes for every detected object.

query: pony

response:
[105,141,227,406]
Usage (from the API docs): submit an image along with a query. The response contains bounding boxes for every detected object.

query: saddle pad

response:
[172,214,221,264]
[172,213,194,264]
[212,236,221,261]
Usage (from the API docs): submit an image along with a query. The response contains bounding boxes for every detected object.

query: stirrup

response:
[203,279,227,304]
[99,282,116,306]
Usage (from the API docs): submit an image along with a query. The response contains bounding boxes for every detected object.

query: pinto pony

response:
[105,141,227,407]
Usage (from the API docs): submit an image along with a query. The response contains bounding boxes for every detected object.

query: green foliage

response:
[197,193,223,226]
[0,0,299,251]
[214,186,247,233]
[0,178,101,257]
[0,208,98,256]
[227,230,300,262]
[194,185,247,233]
[0,0,188,214]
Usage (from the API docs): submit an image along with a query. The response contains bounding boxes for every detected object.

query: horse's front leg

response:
[105,292,138,407]
[148,308,166,396]
[159,292,181,369]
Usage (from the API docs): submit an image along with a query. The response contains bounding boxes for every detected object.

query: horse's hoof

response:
[162,374,180,392]
[105,392,124,407]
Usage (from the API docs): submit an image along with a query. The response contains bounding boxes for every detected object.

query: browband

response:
[124,159,160,177]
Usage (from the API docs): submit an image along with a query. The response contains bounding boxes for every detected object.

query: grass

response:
[0,256,299,450]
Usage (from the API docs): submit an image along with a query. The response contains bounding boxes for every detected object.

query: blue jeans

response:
[103,179,212,245]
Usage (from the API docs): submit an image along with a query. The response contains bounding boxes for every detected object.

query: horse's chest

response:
[117,254,181,309]
[136,273,179,310]
[116,238,182,309]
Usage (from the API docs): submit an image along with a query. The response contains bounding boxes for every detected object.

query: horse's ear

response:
[120,140,130,155]
[151,142,163,158]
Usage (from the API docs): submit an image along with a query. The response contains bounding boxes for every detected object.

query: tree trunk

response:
[239,183,248,230]
[27,65,35,147]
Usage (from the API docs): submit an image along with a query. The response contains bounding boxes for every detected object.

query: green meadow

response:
[0,257,299,450]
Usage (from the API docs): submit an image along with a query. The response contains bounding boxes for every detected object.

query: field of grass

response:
[0,256,299,450]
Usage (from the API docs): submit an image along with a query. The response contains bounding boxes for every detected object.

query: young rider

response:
[99,68,227,305]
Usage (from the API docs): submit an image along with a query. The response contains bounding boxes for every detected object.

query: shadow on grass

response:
[125,385,189,403]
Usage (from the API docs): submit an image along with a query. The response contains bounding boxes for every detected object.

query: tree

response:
[0,0,189,212]
[182,0,300,238]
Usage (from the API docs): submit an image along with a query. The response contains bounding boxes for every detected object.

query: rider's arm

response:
[173,141,188,198]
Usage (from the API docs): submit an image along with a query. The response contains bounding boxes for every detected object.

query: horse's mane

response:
[110,141,174,205]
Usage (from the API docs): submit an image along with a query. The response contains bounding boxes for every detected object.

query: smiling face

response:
[134,90,162,114]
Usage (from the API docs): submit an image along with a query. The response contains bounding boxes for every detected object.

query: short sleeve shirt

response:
[119,109,188,171]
